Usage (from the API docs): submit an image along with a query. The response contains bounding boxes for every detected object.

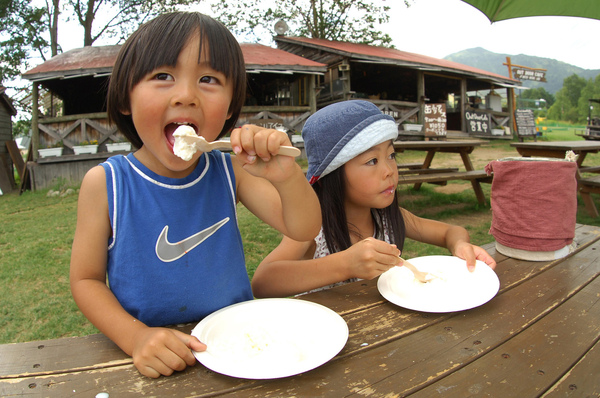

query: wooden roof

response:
[0,87,17,116]
[275,36,521,87]
[22,43,327,82]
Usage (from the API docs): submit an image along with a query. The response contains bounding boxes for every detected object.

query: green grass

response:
[2,132,600,344]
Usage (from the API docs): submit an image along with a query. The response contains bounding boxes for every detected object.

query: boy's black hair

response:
[314,166,406,253]
[107,12,246,149]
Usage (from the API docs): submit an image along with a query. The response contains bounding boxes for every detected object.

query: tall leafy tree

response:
[548,74,587,123]
[0,0,49,85]
[211,0,408,47]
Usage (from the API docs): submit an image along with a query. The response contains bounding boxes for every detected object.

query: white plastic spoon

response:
[399,257,436,283]
[173,125,301,160]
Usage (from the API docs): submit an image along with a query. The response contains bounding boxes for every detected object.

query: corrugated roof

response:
[23,43,327,82]
[276,36,520,84]
[241,43,326,72]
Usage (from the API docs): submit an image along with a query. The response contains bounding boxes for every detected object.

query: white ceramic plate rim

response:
[191,298,348,379]
[377,255,500,313]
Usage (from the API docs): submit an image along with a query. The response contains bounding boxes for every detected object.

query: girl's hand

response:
[453,241,497,271]
[230,124,298,182]
[131,327,206,378]
[344,238,401,280]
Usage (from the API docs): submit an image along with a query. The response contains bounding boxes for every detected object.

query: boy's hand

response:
[230,124,298,181]
[131,327,206,378]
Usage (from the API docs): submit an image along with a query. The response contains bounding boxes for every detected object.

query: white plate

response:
[377,255,500,313]
[191,298,348,379]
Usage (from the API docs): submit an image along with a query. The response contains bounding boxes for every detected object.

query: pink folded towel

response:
[485,159,577,252]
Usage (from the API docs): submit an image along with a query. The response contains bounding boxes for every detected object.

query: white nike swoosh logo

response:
[155,218,229,262]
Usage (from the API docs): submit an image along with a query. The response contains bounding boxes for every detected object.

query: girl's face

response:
[126,34,234,178]
[343,141,398,212]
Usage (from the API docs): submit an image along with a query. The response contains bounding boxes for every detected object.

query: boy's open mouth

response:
[165,122,197,147]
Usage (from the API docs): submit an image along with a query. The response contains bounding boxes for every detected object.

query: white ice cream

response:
[173,125,199,161]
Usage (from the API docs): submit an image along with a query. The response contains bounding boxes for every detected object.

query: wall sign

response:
[465,110,490,135]
[424,103,447,137]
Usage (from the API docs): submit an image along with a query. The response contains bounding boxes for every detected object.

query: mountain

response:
[444,47,600,94]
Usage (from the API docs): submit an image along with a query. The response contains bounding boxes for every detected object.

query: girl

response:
[69,12,320,378]
[252,100,496,298]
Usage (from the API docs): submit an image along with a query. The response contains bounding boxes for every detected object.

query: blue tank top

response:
[102,152,253,327]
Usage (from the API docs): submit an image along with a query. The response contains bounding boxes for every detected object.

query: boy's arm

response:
[231,125,321,242]
[70,166,204,378]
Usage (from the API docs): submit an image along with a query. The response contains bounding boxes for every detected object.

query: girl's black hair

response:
[107,12,246,149]
[314,166,406,253]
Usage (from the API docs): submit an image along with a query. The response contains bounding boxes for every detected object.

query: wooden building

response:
[21,44,326,190]
[275,36,522,138]
[0,87,18,193]
[22,37,523,190]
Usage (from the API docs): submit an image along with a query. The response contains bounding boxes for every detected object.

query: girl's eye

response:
[200,75,218,84]
[388,152,397,161]
[366,158,378,166]
[154,73,173,81]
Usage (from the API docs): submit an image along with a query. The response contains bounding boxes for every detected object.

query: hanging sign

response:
[513,68,547,82]
[423,103,447,137]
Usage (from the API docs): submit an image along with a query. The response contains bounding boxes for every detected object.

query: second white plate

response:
[378,255,499,313]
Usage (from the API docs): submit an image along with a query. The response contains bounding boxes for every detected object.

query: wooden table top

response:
[511,140,600,152]
[2,224,599,397]
[394,140,486,152]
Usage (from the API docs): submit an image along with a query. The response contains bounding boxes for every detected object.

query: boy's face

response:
[343,141,399,211]
[125,34,234,178]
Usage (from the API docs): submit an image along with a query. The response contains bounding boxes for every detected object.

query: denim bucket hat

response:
[302,100,399,184]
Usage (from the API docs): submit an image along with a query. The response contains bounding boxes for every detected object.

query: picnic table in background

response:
[511,140,600,216]
[394,140,492,205]
[2,224,599,396]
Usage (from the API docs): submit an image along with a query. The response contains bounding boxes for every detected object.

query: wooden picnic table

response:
[2,224,599,397]
[394,140,492,205]
[511,140,600,171]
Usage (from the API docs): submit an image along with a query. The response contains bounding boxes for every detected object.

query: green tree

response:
[0,0,49,84]
[211,0,409,47]
[577,75,600,123]
[548,74,587,122]
[519,87,555,107]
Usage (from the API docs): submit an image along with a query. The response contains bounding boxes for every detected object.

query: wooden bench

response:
[579,165,600,174]
[397,167,459,176]
[397,162,423,170]
[397,169,492,186]
[579,175,600,217]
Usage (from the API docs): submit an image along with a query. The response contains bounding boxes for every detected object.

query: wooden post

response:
[460,78,467,133]
[504,57,518,134]
[31,83,39,161]
[417,70,425,125]
[308,75,316,114]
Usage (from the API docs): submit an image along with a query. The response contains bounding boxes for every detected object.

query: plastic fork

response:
[399,257,435,283]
